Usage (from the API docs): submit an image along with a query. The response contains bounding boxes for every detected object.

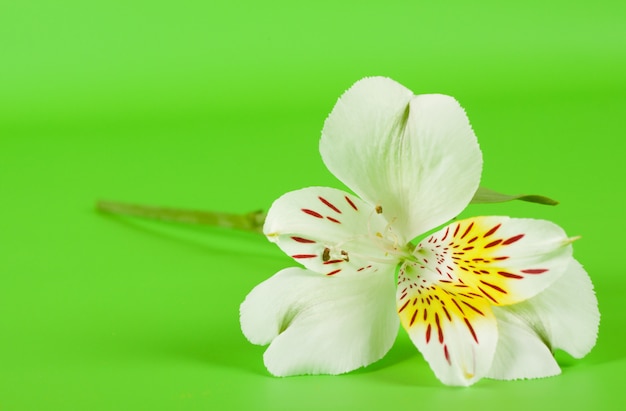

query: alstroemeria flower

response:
[240,77,599,386]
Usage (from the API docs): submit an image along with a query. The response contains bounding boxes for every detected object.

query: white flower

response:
[240,77,599,386]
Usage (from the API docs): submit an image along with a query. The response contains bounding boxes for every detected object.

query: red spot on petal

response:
[435,314,444,344]
[497,271,524,279]
[467,236,478,244]
[452,299,465,315]
[398,300,410,313]
[453,224,461,237]
[444,345,451,365]
[462,301,484,316]
[291,236,315,243]
[345,196,358,211]
[326,269,341,276]
[442,306,452,322]
[410,310,418,326]
[483,224,501,238]
[464,318,479,343]
[425,324,432,343]
[493,256,509,261]
[326,216,341,224]
[502,234,524,245]
[478,286,498,304]
[521,269,548,274]
[480,280,508,294]
[291,254,317,259]
[441,227,450,241]
[319,196,342,213]
[323,259,344,265]
[461,222,474,239]
[302,209,323,218]
[485,239,502,248]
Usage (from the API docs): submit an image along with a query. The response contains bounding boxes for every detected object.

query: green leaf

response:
[471,187,559,206]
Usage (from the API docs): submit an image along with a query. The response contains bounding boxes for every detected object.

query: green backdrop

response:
[1,1,625,409]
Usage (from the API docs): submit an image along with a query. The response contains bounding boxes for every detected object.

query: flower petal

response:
[486,306,561,380]
[494,258,599,360]
[240,267,399,376]
[487,259,598,381]
[415,216,574,306]
[320,77,482,241]
[397,263,497,386]
[264,186,406,277]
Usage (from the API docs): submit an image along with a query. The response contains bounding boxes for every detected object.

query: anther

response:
[322,248,331,262]
[375,205,383,214]
[341,250,350,262]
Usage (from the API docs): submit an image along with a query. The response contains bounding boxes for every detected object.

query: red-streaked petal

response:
[414,216,573,306]
[264,186,404,277]
[397,262,498,386]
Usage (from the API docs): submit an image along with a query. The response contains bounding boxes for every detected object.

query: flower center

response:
[330,213,416,266]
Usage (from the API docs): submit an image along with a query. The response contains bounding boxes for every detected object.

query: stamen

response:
[380,215,401,250]
[324,205,413,266]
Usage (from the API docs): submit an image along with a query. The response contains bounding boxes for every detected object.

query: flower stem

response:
[97,200,266,233]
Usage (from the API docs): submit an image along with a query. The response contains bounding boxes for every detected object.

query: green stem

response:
[97,200,266,233]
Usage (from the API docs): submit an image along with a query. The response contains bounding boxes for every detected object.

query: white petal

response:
[320,77,482,240]
[496,258,599,359]
[397,263,498,386]
[415,216,574,306]
[264,186,405,277]
[487,307,561,380]
[240,267,399,376]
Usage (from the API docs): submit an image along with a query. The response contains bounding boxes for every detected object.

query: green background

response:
[1,1,625,409]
